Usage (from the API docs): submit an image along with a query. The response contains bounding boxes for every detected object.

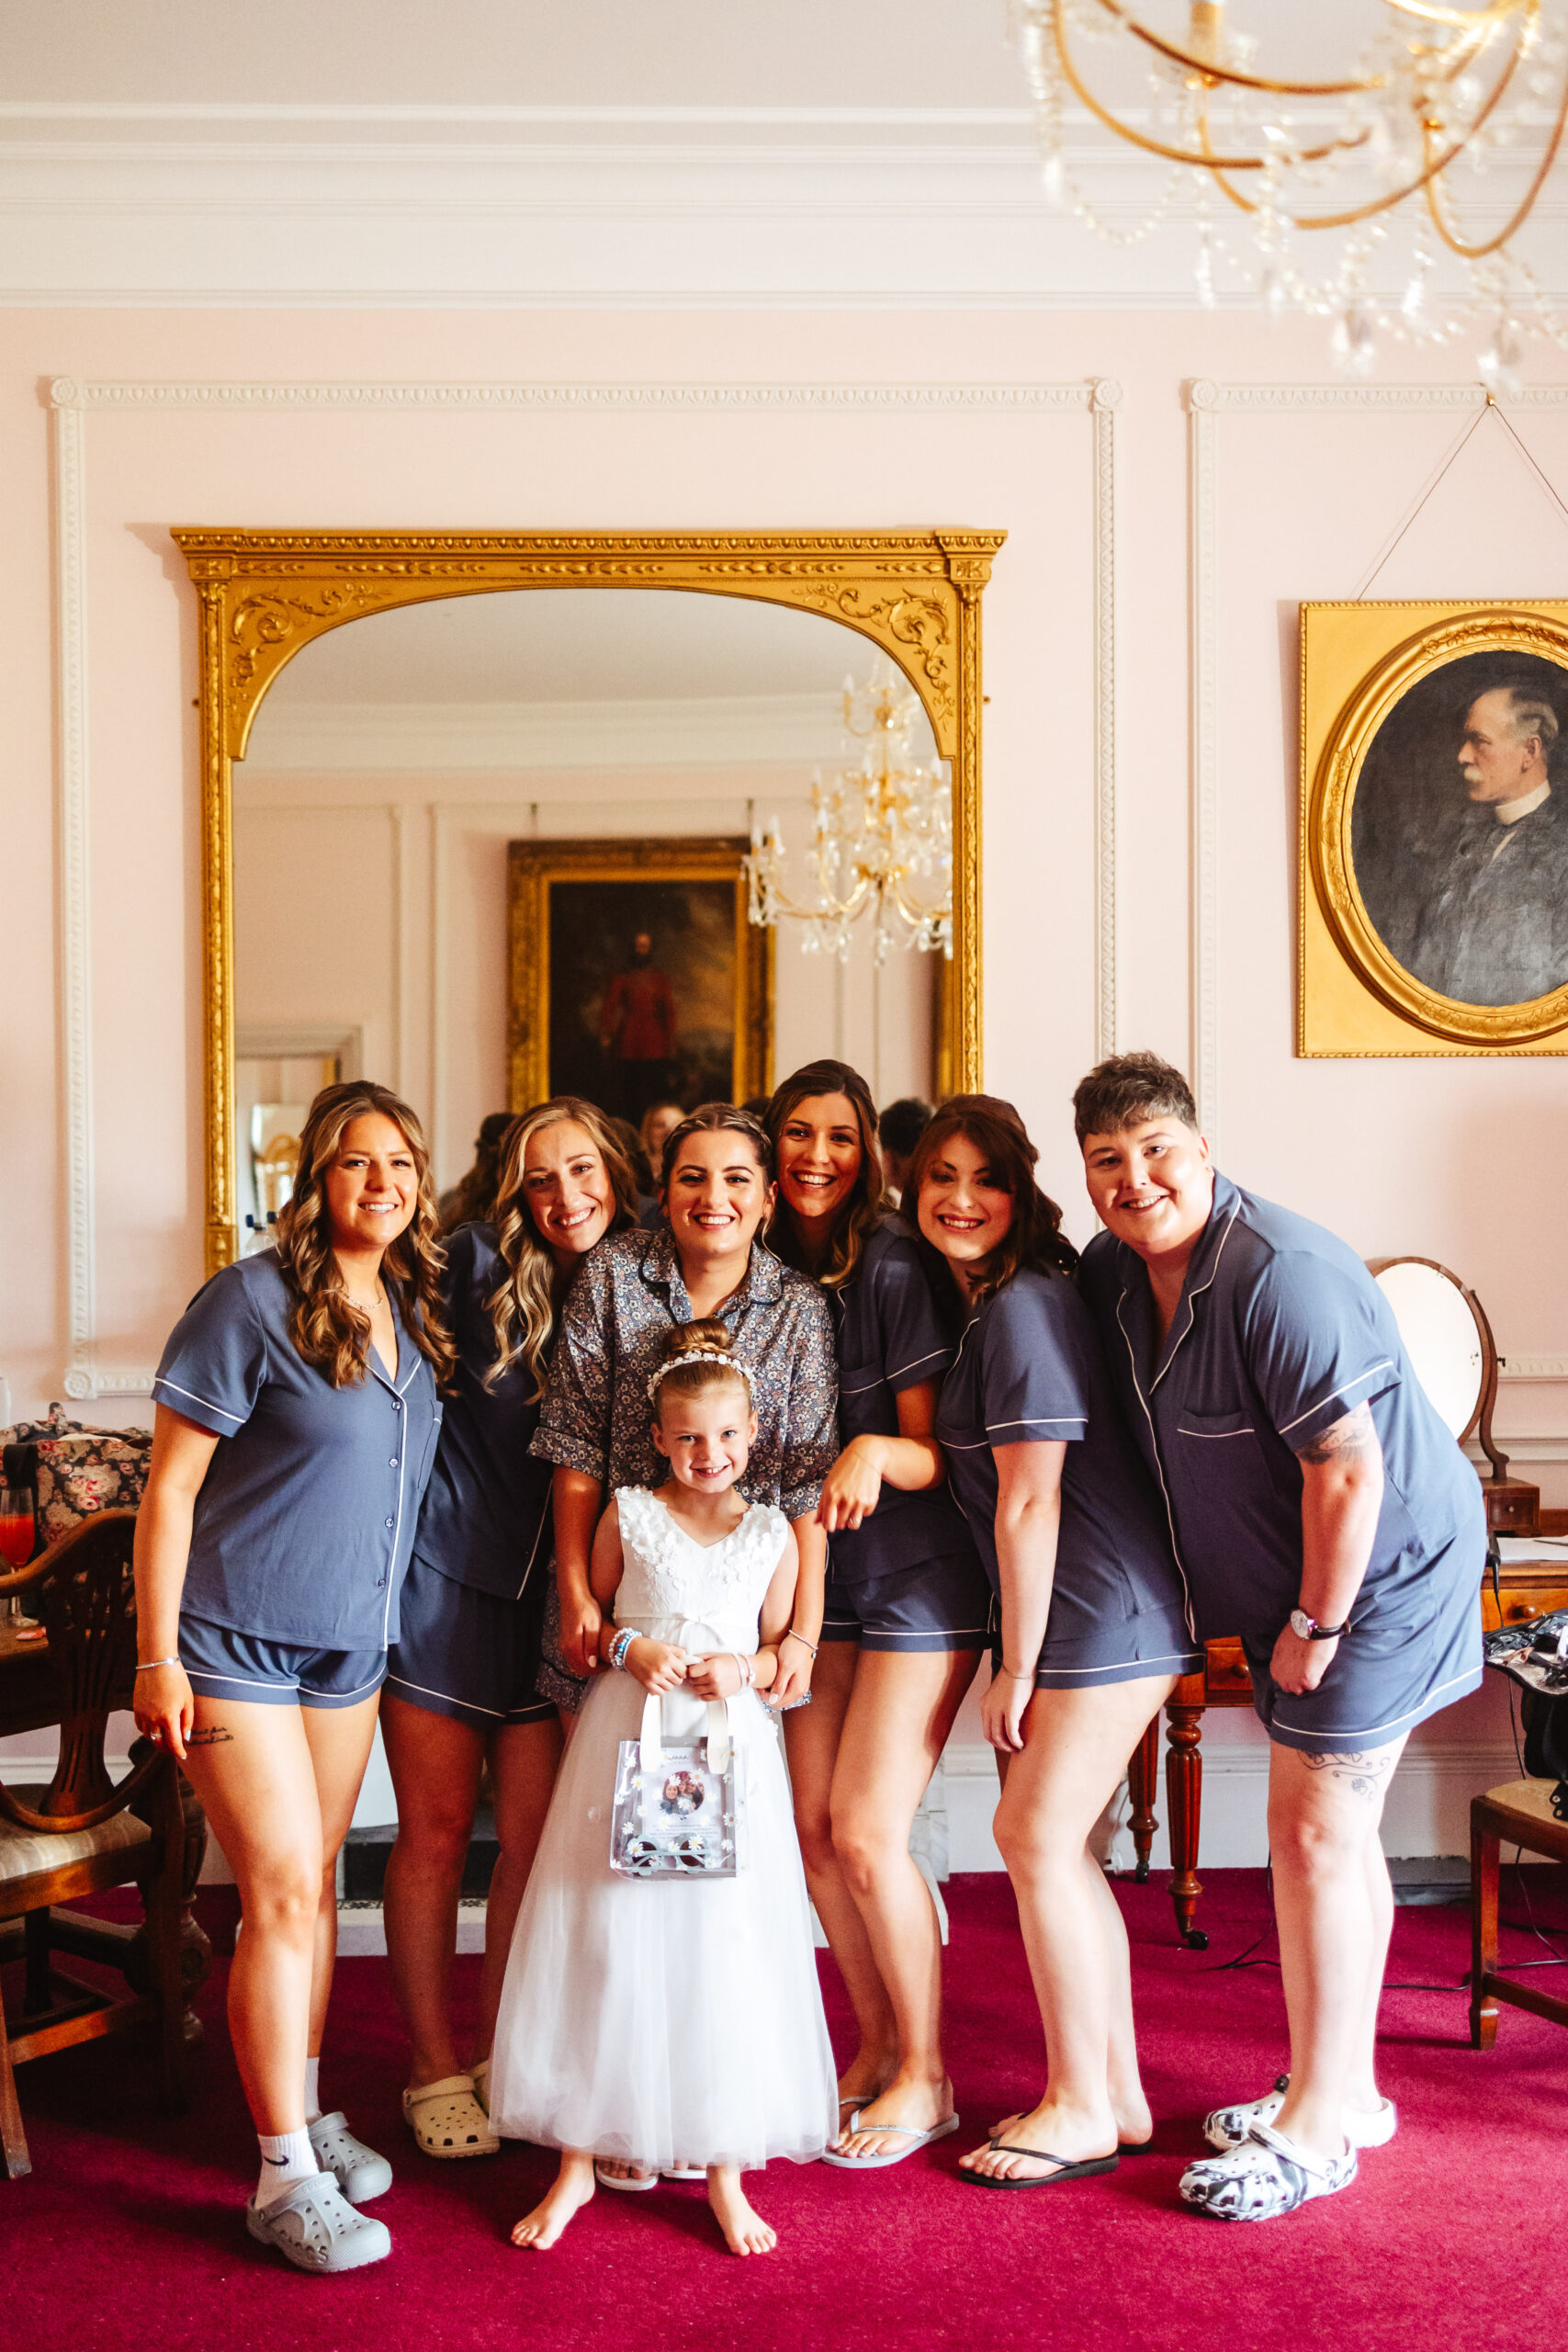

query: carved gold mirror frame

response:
[173,527,1002,1273]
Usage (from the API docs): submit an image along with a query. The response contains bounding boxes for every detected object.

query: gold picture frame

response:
[1300,598,1568,1057]
[171,528,1002,1272]
[507,836,772,1115]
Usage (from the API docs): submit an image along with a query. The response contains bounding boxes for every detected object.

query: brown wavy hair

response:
[649,1318,754,1421]
[486,1097,639,1399]
[763,1057,886,1291]
[273,1081,455,1389]
[656,1102,775,1188]
[906,1092,1078,1312]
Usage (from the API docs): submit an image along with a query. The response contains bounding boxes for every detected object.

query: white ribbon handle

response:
[637,1690,733,1774]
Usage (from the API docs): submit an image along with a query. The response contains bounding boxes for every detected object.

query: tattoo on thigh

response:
[1298,1747,1393,1798]
[186,1724,233,1747]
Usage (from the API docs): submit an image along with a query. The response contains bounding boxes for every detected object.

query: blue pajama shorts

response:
[820,1553,992,1653]
[178,1615,386,1710]
[384,1553,557,1732]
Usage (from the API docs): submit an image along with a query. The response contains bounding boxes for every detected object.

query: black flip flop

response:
[961,2143,1121,2191]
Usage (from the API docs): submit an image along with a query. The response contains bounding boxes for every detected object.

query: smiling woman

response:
[131,1080,450,2273]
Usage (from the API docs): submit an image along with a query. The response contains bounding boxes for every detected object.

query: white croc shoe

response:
[402,2074,501,2159]
[246,2174,391,2272]
[1180,2121,1358,2222]
[1203,2075,1397,2154]
[308,2111,393,2202]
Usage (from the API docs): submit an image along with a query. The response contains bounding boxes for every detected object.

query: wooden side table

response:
[1126,1547,1568,1948]
[1470,1777,1568,2049]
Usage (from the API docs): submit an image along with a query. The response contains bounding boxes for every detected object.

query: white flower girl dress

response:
[487,1486,838,2173]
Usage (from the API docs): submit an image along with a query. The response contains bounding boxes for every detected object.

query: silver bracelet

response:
[997,1664,1036,1681]
[728,1651,754,1690]
[783,1627,818,1658]
[135,1658,181,1673]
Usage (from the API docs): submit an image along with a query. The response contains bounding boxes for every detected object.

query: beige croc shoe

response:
[401,2073,500,2158]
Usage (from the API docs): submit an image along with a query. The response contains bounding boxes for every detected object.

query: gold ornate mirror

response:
[174,529,1000,1274]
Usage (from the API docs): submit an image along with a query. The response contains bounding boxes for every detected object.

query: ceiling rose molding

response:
[48,379,1093,414]
[1185,379,1568,1161]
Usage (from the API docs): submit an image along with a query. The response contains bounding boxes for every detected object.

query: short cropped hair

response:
[1071,1051,1199,1147]
[879,1097,932,1159]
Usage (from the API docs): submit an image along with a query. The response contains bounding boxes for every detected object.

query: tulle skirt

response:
[487,1668,839,2173]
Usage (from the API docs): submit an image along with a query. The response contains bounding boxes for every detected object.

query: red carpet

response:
[6,1871,1566,2352]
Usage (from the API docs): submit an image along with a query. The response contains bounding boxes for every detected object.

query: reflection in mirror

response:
[234,589,946,1223]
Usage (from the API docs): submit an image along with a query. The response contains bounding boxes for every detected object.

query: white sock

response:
[255,2127,317,2210]
[303,2057,321,2125]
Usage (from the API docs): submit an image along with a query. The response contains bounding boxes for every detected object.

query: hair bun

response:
[662,1317,734,1363]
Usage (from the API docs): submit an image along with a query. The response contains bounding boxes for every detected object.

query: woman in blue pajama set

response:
[380,1099,637,2168]
[908,1097,1201,2194]
[762,1061,991,2173]
[1075,1050,1484,2222]
[133,1082,448,2274]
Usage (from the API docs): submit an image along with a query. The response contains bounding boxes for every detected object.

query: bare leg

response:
[380,1693,485,2086]
[475,1716,565,2064]
[963,1677,1174,2183]
[511,2148,596,2249]
[827,1647,981,2158]
[707,2165,776,2256]
[784,1643,895,2107]
[1269,1737,1405,2159]
[178,1690,378,2138]
[1347,1823,1395,2115]
[299,1698,383,2064]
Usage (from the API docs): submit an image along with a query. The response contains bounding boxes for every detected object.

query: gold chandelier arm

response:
[1383,0,1532,30]
[1086,0,1382,99]
[1423,62,1568,255]
[1052,1,1356,172]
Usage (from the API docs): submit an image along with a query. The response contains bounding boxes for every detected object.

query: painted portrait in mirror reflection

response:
[1351,649,1568,1009]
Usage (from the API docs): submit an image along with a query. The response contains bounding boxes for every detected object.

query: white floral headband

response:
[647,1351,755,1405]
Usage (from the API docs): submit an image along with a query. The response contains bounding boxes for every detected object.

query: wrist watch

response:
[1290,1608,1348,1642]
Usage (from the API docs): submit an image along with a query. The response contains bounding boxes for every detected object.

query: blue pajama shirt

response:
[933,1267,1202,1690]
[152,1249,443,1703]
[388,1222,558,1729]
[1079,1171,1484,1752]
[819,1218,990,1653]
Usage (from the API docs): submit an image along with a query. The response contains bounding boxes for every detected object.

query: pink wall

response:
[5,310,1566,1453]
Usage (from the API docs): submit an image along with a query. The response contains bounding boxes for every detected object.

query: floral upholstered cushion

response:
[1,1403,152,1551]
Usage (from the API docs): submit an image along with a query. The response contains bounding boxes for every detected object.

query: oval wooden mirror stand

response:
[1367,1254,1539,1535]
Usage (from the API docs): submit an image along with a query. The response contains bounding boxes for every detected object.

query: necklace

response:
[344,1283,387,1314]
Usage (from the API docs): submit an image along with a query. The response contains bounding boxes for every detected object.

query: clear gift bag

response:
[610,1690,741,1880]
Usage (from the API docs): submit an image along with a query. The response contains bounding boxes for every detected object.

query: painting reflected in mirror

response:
[232,585,947,1224]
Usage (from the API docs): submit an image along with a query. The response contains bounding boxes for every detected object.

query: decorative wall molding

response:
[51,374,1110,1395]
[1092,378,1121,1059]
[5,129,1561,310]
[1184,377,1568,1158]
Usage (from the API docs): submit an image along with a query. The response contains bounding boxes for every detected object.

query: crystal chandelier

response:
[1012,1,1568,383]
[744,668,953,966]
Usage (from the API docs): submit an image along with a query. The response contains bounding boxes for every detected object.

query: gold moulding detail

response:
[175,526,1001,1274]
[1302,599,1568,1055]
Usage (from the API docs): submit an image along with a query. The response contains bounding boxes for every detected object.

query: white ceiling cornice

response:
[244,691,861,773]
[5,121,1562,307]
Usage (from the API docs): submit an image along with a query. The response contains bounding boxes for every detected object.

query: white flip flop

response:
[593,2160,658,2191]
[820,2111,961,2171]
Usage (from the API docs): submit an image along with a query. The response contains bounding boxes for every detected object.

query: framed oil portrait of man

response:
[1301,601,1568,1056]
[507,836,773,1117]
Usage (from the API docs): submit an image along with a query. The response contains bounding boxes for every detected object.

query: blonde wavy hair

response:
[486,1097,639,1398]
[273,1080,455,1390]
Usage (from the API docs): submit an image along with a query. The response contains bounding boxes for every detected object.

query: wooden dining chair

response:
[0,1510,189,2179]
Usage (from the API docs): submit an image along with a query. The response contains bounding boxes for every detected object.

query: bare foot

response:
[834,2073,953,2161]
[707,2165,776,2256]
[511,2153,596,2248]
[962,2098,1117,2185]
[988,2093,1152,2151]
[593,2156,656,2187]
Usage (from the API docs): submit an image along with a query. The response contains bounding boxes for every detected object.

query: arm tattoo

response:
[1295,1401,1379,1468]
[1298,1747,1396,1798]
[186,1724,233,1746]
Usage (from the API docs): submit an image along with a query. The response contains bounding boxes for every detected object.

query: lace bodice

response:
[613,1486,791,1646]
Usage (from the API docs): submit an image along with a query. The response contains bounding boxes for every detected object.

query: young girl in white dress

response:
[488,1320,839,2257]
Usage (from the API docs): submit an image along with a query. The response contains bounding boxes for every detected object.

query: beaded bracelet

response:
[607,1627,640,1673]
